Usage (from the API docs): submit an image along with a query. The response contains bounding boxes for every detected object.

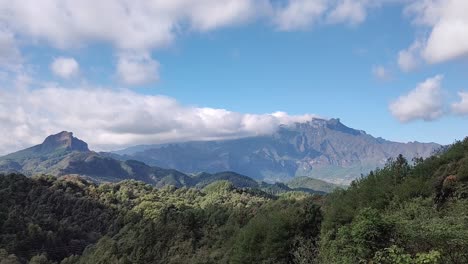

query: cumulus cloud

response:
[0,0,384,45]
[401,0,468,65]
[0,0,377,43]
[452,91,468,115]
[51,57,79,79]
[117,52,159,86]
[372,65,391,80]
[0,85,319,155]
[389,75,445,122]
[0,0,264,51]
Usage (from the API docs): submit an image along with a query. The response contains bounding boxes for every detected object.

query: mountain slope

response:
[319,137,468,263]
[114,118,440,184]
[192,171,260,188]
[0,132,290,190]
[1,131,88,160]
[287,176,342,193]
[0,132,193,187]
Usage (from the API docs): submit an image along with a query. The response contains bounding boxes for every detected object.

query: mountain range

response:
[111,118,440,184]
[0,118,439,188]
[0,131,336,193]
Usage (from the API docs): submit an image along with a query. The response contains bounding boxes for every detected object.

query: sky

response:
[0,0,467,154]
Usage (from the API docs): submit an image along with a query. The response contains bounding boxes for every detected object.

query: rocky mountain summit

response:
[114,118,440,184]
[41,131,89,152]
[1,131,89,160]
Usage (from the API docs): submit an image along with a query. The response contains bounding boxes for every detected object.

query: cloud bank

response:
[0,0,262,51]
[0,0,383,87]
[0,0,378,49]
[0,86,318,155]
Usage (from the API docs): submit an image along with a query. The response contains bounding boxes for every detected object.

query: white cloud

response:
[274,0,327,30]
[184,0,264,31]
[389,75,445,122]
[0,0,385,46]
[372,65,391,80]
[401,0,468,65]
[452,91,468,115]
[397,40,422,72]
[0,0,388,83]
[0,0,264,51]
[51,57,79,79]
[0,85,319,155]
[0,0,268,82]
[273,0,378,30]
[117,52,159,86]
[327,0,372,25]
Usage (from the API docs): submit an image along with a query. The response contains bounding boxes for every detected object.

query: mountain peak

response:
[325,118,366,135]
[292,118,366,136]
[41,131,89,153]
[0,131,90,161]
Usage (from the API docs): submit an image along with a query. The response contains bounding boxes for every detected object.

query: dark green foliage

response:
[320,208,395,263]
[373,245,442,264]
[0,174,322,264]
[192,171,259,189]
[230,197,322,264]
[319,137,468,263]
[0,174,119,263]
[28,254,55,264]
[74,181,320,264]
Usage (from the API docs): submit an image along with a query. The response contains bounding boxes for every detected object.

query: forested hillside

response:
[319,137,468,263]
[1,137,467,264]
[0,174,322,263]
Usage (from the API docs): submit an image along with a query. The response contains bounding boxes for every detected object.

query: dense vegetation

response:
[0,174,321,263]
[1,137,467,263]
[320,137,468,263]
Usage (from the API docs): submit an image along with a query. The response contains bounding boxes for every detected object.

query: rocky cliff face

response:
[40,131,89,153]
[116,118,440,184]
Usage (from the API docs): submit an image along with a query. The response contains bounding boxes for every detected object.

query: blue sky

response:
[0,0,467,153]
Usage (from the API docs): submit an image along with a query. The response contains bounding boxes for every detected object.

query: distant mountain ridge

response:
[0,131,333,193]
[113,118,440,184]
